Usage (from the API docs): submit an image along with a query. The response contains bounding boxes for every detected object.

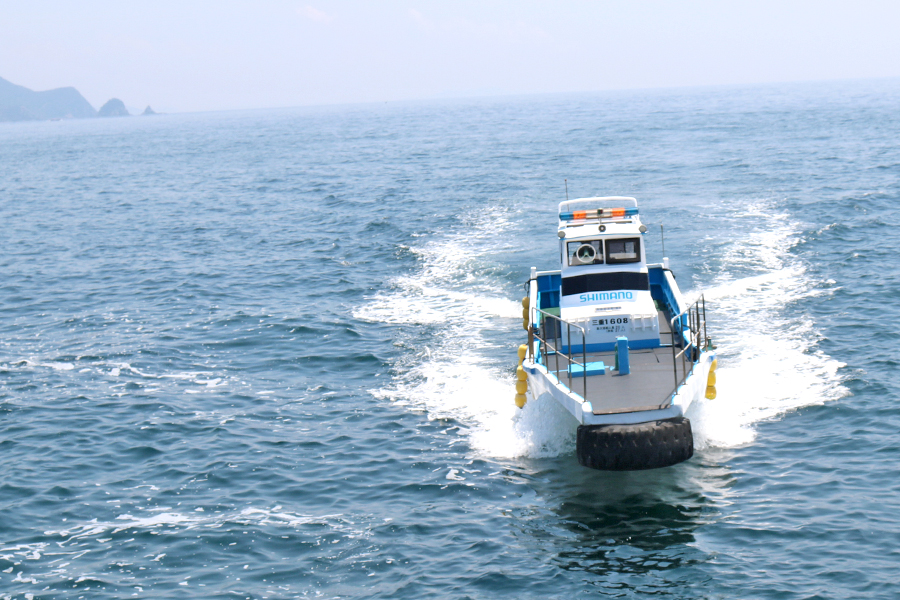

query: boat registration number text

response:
[590,316,629,334]
[591,317,628,325]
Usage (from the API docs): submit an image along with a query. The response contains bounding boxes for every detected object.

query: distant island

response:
[98,98,129,117]
[0,76,158,122]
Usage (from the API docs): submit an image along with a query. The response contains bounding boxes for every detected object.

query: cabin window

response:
[567,240,604,266]
[605,238,641,264]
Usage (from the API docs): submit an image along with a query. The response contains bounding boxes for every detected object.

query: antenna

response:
[564,179,568,201]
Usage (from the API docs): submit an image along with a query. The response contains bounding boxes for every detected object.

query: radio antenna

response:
[565,179,569,201]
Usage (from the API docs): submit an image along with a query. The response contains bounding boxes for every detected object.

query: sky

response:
[2,0,900,113]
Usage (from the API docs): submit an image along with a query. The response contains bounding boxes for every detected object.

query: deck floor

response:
[542,312,689,415]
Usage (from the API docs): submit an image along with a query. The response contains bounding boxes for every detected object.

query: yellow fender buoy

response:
[705,357,718,399]
[515,344,529,408]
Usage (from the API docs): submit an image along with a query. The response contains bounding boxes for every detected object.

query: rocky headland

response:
[0,76,153,122]
[0,76,96,121]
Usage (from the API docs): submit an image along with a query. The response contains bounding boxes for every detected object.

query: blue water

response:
[1,78,899,599]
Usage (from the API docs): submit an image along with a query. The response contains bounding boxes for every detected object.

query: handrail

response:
[528,289,709,409]
[668,294,708,399]
[531,307,588,402]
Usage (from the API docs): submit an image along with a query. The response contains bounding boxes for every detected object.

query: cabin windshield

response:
[606,238,641,264]
[567,240,604,266]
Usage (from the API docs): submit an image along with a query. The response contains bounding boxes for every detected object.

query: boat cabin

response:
[553,197,661,352]
[528,196,698,415]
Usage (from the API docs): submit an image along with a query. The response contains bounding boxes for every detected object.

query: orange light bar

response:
[559,207,639,221]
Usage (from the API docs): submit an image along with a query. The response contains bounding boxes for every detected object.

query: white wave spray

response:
[358,200,847,460]
[355,209,578,459]
[687,201,848,450]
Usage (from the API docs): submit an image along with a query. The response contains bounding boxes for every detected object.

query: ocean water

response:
[1,78,899,599]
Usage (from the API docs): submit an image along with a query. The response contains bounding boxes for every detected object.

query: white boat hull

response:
[523,350,714,426]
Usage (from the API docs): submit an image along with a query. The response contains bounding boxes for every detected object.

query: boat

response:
[515,197,717,470]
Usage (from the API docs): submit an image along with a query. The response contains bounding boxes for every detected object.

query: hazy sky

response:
[3,0,900,113]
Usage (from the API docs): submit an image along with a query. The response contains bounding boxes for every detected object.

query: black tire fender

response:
[576,417,694,471]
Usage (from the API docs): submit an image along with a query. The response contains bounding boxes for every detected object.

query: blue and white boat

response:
[515,197,717,470]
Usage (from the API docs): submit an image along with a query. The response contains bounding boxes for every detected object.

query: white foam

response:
[370,339,574,459]
[235,507,350,530]
[363,199,848,460]
[13,504,362,590]
[355,226,520,326]
[43,506,357,548]
[360,207,576,459]
[12,359,74,371]
[688,200,847,450]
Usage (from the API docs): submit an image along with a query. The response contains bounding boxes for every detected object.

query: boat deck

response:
[539,312,689,415]
[546,346,686,414]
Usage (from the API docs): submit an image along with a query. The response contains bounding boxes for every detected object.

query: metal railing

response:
[668,294,709,398]
[530,307,588,401]
[528,294,709,408]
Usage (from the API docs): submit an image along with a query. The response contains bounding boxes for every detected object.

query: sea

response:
[1,78,899,599]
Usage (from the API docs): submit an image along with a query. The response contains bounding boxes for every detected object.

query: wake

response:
[357,200,847,459]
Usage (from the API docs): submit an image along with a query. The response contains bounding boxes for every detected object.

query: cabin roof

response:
[558,196,637,215]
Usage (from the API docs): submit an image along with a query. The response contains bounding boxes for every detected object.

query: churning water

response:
[2,78,899,599]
